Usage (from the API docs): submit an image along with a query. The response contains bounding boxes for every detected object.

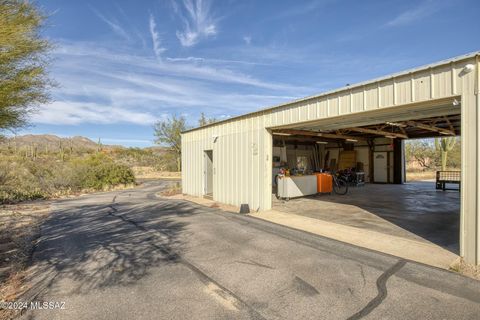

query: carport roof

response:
[273,113,461,142]
[183,51,479,134]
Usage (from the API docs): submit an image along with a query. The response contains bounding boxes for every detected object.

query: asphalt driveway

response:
[19,181,480,319]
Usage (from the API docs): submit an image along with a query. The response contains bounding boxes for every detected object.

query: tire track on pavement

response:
[347,259,407,320]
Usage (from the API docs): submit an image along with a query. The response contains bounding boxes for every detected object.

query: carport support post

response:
[393,139,404,184]
[460,58,480,265]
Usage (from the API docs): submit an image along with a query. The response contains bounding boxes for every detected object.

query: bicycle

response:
[331,172,348,195]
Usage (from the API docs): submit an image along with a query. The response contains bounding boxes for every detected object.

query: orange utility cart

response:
[316,173,333,193]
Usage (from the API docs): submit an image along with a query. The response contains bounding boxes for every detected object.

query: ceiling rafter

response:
[272,135,338,143]
[346,127,408,139]
[444,116,456,134]
[274,129,365,141]
[405,120,455,136]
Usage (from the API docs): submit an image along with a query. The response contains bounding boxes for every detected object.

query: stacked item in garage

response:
[316,173,333,193]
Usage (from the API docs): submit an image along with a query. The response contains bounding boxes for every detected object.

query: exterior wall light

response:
[462,64,475,74]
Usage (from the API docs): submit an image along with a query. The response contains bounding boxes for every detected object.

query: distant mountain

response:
[0,134,122,152]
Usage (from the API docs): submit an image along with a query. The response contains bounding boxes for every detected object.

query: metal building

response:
[181,52,480,265]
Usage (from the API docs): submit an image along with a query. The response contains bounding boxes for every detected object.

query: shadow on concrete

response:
[273,181,460,254]
[24,199,207,297]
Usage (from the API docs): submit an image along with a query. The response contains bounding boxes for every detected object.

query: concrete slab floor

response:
[272,181,460,254]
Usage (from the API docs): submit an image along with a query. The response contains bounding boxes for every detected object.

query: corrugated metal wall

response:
[182,117,270,211]
[181,54,479,264]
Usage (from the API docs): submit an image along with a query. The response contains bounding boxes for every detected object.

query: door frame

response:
[203,150,213,197]
[373,151,389,183]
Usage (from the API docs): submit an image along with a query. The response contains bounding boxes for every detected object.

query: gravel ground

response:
[0,202,51,320]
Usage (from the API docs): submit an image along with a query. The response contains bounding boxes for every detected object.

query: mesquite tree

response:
[198,112,216,126]
[154,115,187,172]
[0,1,53,133]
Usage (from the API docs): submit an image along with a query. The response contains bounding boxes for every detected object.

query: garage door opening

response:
[405,137,461,185]
[270,107,461,255]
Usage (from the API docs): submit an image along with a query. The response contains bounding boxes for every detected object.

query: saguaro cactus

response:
[59,141,65,162]
[97,138,103,153]
[31,143,37,160]
[435,137,456,171]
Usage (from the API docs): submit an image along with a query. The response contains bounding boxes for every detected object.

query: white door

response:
[388,152,394,183]
[374,152,388,183]
[204,150,213,195]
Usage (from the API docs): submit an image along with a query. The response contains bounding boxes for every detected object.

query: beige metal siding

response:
[182,53,479,264]
[183,56,476,206]
[182,119,269,211]
[395,75,412,104]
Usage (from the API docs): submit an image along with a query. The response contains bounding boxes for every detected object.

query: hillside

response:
[0,134,176,171]
[0,134,112,152]
[0,134,178,204]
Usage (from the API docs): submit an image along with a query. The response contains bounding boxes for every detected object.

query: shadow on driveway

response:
[24,198,205,296]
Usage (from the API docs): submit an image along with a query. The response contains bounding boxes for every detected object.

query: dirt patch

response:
[0,201,51,320]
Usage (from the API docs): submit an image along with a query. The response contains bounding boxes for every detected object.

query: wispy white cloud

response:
[166,56,204,63]
[91,7,131,41]
[243,35,252,45]
[166,56,269,66]
[386,0,446,27]
[115,4,147,47]
[41,41,308,126]
[265,0,331,21]
[174,0,217,47]
[149,14,167,59]
[33,101,158,125]
[53,42,305,91]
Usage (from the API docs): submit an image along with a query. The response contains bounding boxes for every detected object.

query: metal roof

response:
[183,51,480,134]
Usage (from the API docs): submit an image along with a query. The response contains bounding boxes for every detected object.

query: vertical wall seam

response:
[393,78,397,105]
[410,73,415,102]
[476,55,480,264]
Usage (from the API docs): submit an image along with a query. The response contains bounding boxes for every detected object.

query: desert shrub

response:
[0,153,135,203]
[0,159,47,203]
[69,154,135,190]
[155,151,178,172]
[110,147,163,167]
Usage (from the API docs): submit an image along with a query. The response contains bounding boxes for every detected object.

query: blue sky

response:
[21,0,480,147]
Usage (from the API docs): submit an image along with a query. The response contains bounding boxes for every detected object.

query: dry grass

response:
[159,182,182,196]
[0,202,51,320]
[450,258,480,280]
[406,171,436,181]
[0,272,26,320]
[132,166,181,180]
